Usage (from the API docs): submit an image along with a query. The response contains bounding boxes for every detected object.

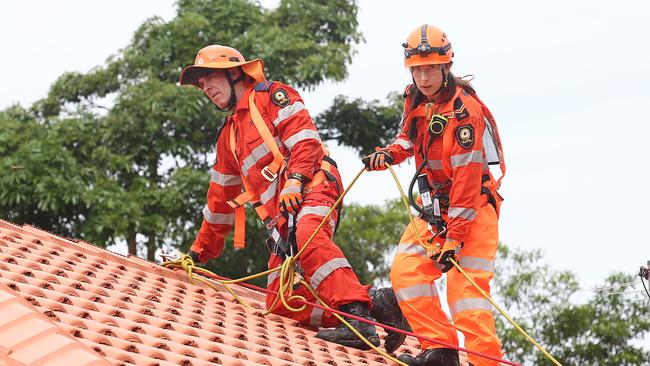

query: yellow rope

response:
[163,163,561,366]
[293,167,365,259]
[449,257,563,366]
[384,164,562,366]
[385,164,430,251]
[163,167,401,363]
[300,279,407,366]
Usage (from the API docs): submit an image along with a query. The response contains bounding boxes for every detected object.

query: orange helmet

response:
[402,25,453,67]
[179,45,266,87]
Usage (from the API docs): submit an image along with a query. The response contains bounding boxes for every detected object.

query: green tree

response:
[494,246,650,365]
[2,0,362,261]
[0,104,127,240]
[315,91,403,155]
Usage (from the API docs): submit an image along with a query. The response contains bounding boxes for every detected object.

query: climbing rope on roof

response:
[163,164,563,366]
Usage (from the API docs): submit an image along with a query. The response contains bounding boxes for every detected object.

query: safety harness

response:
[225,85,340,254]
[405,86,506,237]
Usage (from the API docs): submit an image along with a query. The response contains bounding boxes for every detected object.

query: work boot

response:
[397,348,460,366]
[316,301,380,350]
[369,287,411,353]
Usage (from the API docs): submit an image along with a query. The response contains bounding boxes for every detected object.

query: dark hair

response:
[438,72,475,103]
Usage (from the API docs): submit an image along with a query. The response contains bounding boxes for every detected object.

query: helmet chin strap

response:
[216,67,245,112]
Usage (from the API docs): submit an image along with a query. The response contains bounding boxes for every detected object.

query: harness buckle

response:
[261,166,278,182]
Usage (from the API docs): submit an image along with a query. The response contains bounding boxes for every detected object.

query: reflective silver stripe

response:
[283,129,321,151]
[459,256,495,272]
[396,242,427,256]
[393,138,413,150]
[329,219,336,234]
[451,151,483,168]
[267,271,279,286]
[241,143,269,175]
[280,185,301,195]
[396,243,445,269]
[450,298,492,318]
[260,180,279,204]
[272,102,305,127]
[310,306,324,327]
[296,205,337,233]
[448,207,477,220]
[240,137,284,177]
[310,258,352,289]
[202,205,234,225]
[210,170,242,186]
[395,283,438,302]
[296,206,330,222]
[428,159,443,170]
[482,119,500,165]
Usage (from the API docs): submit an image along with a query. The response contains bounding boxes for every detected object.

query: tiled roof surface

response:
[1,220,464,366]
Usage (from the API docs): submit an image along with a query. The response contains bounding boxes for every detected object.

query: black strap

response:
[263,217,291,259]
[481,186,497,211]
[323,154,338,168]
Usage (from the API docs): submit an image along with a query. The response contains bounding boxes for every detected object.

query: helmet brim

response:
[404,54,453,68]
[179,59,265,87]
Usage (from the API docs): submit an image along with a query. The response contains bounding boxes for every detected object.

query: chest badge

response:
[271,88,290,107]
[456,124,475,149]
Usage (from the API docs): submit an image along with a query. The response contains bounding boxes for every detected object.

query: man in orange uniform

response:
[363,25,506,366]
[179,45,407,351]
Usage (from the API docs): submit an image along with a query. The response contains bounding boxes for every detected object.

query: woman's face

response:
[411,64,446,100]
[198,70,232,109]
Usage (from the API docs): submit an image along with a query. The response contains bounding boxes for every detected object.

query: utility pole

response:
[640,260,650,304]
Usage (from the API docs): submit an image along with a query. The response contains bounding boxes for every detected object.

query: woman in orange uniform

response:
[363,25,506,366]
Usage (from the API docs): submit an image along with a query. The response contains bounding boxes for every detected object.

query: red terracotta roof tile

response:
[0,282,112,366]
[0,220,480,365]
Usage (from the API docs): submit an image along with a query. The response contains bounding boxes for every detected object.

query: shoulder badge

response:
[456,124,474,149]
[271,88,290,107]
[453,97,469,121]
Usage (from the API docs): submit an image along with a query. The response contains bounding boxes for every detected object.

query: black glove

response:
[434,239,462,273]
[362,150,393,171]
[188,251,201,265]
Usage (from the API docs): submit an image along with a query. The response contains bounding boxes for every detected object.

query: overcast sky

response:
[2,0,649,295]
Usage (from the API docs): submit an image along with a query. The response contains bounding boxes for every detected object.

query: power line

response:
[580,281,638,292]
[600,289,643,296]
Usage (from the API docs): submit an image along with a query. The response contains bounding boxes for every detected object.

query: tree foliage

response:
[315,92,403,156]
[494,246,650,365]
[1,0,362,260]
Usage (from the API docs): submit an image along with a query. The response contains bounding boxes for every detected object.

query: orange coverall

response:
[191,81,370,327]
[384,84,505,366]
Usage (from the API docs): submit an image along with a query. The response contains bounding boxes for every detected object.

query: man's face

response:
[198,70,231,109]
